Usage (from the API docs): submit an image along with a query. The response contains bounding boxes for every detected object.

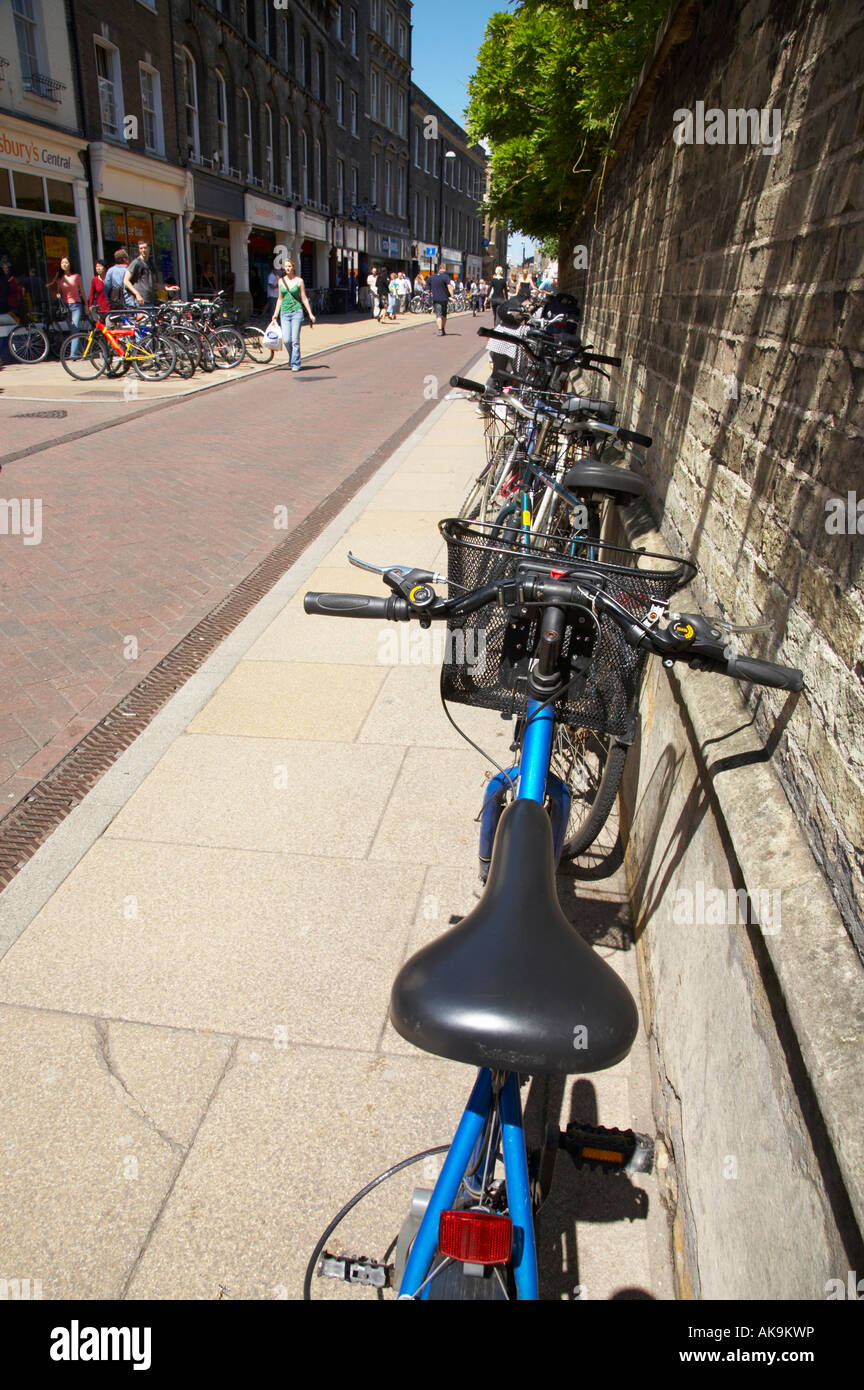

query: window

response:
[384,158,391,212]
[284,16,294,71]
[317,50,325,100]
[182,49,199,159]
[423,195,429,238]
[384,7,392,46]
[371,0,378,31]
[242,88,253,180]
[349,8,357,55]
[336,158,344,213]
[215,71,229,169]
[300,33,309,87]
[398,22,407,57]
[370,69,378,120]
[351,164,358,207]
[335,4,343,41]
[397,165,404,217]
[384,81,391,129]
[413,191,418,231]
[314,138,322,202]
[13,0,40,87]
[458,159,463,192]
[414,123,420,167]
[423,133,429,173]
[336,78,344,125]
[246,0,256,42]
[284,119,293,196]
[370,153,378,203]
[301,130,309,201]
[398,90,406,136]
[94,40,122,139]
[264,104,274,186]
[350,89,358,136]
[139,66,163,155]
[262,2,270,55]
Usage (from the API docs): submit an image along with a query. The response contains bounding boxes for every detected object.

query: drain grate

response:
[0,402,430,891]
[11,409,69,419]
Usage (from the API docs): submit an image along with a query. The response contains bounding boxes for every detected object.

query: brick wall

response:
[561,0,864,949]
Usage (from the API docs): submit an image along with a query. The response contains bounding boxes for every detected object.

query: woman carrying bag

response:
[268,257,316,372]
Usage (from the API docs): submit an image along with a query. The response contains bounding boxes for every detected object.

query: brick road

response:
[0,321,487,815]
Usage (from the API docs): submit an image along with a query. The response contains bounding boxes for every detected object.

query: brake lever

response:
[347,552,446,584]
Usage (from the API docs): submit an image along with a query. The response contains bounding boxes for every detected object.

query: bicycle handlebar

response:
[304,572,804,694]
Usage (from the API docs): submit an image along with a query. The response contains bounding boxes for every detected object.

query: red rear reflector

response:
[438,1210,513,1265]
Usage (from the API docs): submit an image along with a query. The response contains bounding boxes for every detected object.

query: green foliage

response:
[467,0,668,240]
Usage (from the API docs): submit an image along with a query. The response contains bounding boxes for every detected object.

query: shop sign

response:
[244,193,289,230]
[423,245,438,259]
[442,248,461,262]
[0,127,83,178]
[381,235,400,256]
[300,211,327,240]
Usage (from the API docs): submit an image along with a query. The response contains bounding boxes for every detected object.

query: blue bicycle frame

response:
[397,698,564,1300]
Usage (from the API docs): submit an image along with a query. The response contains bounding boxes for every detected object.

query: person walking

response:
[265,264,278,322]
[387,269,400,319]
[375,265,391,323]
[427,262,454,335]
[88,260,110,315]
[366,265,378,316]
[103,250,129,309]
[488,264,507,324]
[267,256,316,372]
[48,255,86,355]
[123,241,156,308]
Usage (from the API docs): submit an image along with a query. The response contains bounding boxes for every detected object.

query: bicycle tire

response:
[425,1262,510,1300]
[105,354,130,377]
[131,332,176,381]
[209,326,246,367]
[241,327,275,364]
[8,325,49,364]
[60,332,109,379]
[551,728,628,858]
[166,337,195,379]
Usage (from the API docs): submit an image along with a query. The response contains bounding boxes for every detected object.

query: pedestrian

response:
[387,269,400,319]
[477,276,488,312]
[488,264,507,323]
[517,269,533,301]
[375,265,391,323]
[103,249,129,309]
[123,240,156,308]
[0,265,13,367]
[367,265,379,317]
[88,260,109,315]
[469,279,479,316]
[1,258,21,317]
[427,261,454,335]
[266,264,278,321]
[268,255,316,372]
[48,255,86,355]
[399,270,411,312]
[413,270,425,296]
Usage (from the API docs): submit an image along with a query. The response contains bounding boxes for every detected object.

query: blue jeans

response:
[280,307,304,369]
[68,300,83,357]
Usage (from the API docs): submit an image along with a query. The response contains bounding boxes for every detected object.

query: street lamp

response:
[438,142,456,269]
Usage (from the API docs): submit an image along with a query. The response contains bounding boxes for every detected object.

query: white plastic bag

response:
[264,324,283,347]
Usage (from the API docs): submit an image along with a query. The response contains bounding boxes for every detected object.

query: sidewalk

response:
[0,307,456,407]
[0,392,674,1301]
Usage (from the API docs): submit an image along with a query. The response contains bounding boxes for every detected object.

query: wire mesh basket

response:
[439,518,696,740]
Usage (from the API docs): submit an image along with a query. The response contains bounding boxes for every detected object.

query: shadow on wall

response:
[563,0,864,945]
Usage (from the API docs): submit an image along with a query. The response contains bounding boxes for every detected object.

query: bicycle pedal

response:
[316,1252,392,1289]
[559,1122,654,1175]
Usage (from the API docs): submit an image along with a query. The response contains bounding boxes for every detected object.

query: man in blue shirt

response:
[427,263,454,335]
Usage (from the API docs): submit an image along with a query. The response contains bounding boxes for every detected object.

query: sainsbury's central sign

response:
[0,128,80,175]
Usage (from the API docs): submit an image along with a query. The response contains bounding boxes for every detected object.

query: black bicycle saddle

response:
[562,460,647,502]
[390,800,639,1074]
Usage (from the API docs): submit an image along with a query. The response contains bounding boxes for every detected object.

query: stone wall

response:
[561,0,864,950]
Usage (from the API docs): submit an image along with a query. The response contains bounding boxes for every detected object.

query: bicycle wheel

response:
[198,336,216,373]
[166,338,195,379]
[241,326,274,364]
[105,353,130,377]
[168,326,203,369]
[550,725,628,858]
[209,327,246,367]
[132,333,176,381]
[60,332,109,379]
[8,324,49,364]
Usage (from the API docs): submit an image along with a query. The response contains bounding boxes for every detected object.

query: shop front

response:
[191,173,245,297]
[466,254,483,283]
[90,143,190,297]
[244,194,295,315]
[329,218,366,309]
[298,210,330,289]
[441,246,463,283]
[0,115,91,316]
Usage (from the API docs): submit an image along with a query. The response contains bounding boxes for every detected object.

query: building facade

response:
[2,1,508,316]
[0,0,90,307]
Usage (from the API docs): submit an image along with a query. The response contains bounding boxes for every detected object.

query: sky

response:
[410,0,537,264]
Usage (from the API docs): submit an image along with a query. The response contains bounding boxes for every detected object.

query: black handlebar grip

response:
[617,427,653,447]
[585,352,622,368]
[449,376,487,394]
[304,593,409,620]
[565,396,614,418]
[726,655,804,692]
[559,333,583,349]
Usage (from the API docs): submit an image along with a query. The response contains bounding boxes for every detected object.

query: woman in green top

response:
[267,258,316,371]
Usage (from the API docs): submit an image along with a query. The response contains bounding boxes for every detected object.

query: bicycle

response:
[302,524,803,1298]
[60,311,176,381]
[7,299,72,364]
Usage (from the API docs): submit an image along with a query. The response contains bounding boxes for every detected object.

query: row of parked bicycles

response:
[301,293,805,1298]
[409,288,473,314]
[6,291,275,380]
